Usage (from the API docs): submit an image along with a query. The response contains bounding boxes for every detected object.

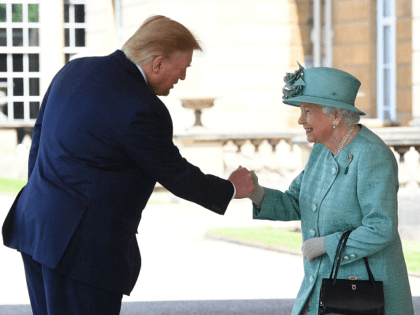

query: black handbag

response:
[318,230,385,315]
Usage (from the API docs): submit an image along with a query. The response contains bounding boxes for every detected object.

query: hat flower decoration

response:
[282,62,306,100]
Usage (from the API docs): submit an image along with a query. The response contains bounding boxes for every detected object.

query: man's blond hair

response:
[122,15,202,66]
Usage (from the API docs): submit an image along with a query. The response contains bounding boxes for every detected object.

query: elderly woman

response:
[248,65,414,314]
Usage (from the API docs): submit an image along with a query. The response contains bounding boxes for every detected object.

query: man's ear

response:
[151,56,165,74]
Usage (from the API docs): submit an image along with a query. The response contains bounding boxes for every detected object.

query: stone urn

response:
[181,98,215,130]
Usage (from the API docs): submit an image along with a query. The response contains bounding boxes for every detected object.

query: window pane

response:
[0,54,6,72]
[13,102,24,119]
[12,4,23,23]
[29,28,39,46]
[29,54,39,72]
[0,4,6,22]
[1,83,8,116]
[383,26,390,64]
[30,101,39,119]
[0,28,6,46]
[28,4,39,22]
[64,4,69,23]
[29,78,39,96]
[383,0,391,17]
[64,28,69,47]
[75,5,85,23]
[383,68,390,108]
[12,28,23,46]
[75,28,85,47]
[13,54,23,72]
[65,53,76,64]
[13,78,23,96]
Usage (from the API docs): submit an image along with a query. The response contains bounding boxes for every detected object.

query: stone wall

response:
[85,0,303,134]
[412,0,420,127]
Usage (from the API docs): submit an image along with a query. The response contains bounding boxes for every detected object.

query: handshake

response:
[228,166,265,205]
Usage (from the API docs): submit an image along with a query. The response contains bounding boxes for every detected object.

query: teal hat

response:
[282,63,366,115]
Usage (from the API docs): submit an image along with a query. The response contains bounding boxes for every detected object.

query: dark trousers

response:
[21,252,123,315]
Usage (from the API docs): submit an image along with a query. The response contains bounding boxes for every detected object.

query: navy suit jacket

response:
[2,50,234,295]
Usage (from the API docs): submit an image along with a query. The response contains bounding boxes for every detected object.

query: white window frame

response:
[377,0,397,122]
[63,0,86,61]
[0,0,41,125]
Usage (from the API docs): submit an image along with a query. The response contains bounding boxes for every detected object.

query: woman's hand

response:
[248,171,265,207]
[301,237,326,263]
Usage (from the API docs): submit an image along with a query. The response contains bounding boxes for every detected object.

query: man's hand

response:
[228,166,254,199]
[301,237,326,263]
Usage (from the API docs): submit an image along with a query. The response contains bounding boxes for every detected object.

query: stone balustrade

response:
[173,126,420,191]
[173,126,420,240]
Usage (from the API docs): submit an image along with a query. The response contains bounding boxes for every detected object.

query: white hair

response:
[321,105,360,127]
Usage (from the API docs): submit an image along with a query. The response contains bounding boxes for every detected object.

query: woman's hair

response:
[321,105,361,126]
[122,15,202,66]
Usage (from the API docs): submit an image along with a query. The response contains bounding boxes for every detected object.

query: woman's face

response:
[298,102,335,144]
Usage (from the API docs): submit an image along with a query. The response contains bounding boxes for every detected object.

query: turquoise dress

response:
[254,125,414,315]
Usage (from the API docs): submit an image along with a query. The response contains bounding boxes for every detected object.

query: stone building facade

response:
[0,0,419,143]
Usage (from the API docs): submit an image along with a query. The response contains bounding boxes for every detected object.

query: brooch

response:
[344,154,353,175]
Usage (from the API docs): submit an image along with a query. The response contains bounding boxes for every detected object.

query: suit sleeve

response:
[28,85,52,179]
[123,104,233,215]
[324,143,399,265]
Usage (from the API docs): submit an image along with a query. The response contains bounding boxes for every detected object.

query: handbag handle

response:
[329,230,351,280]
[329,230,377,289]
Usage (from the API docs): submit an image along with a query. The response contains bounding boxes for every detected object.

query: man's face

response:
[152,50,193,96]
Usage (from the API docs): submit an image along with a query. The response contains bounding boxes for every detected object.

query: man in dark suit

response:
[2,15,254,315]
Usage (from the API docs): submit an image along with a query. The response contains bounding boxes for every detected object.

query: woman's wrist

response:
[249,185,265,208]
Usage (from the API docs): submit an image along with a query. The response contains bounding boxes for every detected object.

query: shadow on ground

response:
[1,297,419,314]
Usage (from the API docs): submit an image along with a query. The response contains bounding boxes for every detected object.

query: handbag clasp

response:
[352,284,356,290]
[348,276,358,280]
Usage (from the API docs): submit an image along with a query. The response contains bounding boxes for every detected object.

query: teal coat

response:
[254,125,414,315]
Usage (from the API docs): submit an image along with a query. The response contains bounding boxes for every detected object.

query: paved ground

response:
[0,191,419,314]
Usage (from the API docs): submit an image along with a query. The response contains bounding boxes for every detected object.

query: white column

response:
[410,0,420,127]
[39,0,64,96]
[324,0,333,67]
[313,0,322,67]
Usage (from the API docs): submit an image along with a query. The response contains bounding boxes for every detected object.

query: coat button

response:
[350,254,356,258]
[343,256,349,260]
[332,167,337,175]
[309,229,316,237]
[309,276,314,282]
[312,204,318,212]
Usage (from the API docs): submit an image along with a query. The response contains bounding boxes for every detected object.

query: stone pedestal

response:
[0,129,17,155]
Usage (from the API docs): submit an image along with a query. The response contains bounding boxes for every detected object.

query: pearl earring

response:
[333,125,336,129]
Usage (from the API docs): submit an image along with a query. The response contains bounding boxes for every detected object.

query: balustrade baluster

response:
[267,138,281,152]
[232,139,246,153]
[250,139,264,152]
[393,145,415,188]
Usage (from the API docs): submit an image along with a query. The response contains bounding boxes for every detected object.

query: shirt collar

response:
[135,63,148,85]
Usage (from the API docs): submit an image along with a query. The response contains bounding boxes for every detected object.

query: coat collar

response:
[110,50,155,93]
